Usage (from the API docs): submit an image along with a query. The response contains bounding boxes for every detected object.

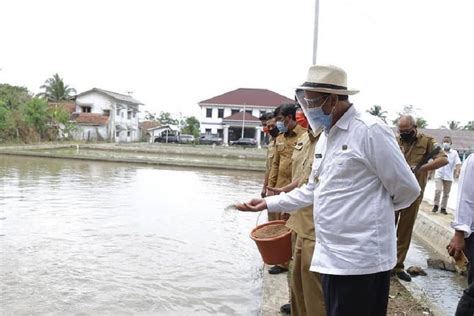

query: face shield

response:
[295,89,330,133]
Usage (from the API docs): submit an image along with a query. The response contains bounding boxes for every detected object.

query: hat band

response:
[301,82,347,90]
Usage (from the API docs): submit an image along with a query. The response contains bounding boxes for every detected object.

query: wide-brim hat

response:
[296,64,359,95]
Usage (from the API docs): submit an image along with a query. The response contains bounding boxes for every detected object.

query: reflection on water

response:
[406,237,466,315]
[0,156,264,315]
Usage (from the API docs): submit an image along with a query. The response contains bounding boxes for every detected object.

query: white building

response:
[198,88,294,146]
[72,88,143,142]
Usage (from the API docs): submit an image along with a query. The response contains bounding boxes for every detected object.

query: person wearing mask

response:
[268,109,326,315]
[432,136,462,214]
[395,116,448,282]
[447,154,474,316]
[266,104,306,277]
[236,65,421,316]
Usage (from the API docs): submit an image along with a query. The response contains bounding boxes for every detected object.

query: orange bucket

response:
[250,220,292,265]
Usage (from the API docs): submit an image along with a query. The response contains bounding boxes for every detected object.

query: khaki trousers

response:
[434,178,453,209]
[395,196,422,271]
[290,236,326,316]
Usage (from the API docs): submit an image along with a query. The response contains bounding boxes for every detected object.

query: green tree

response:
[181,116,200,137]
[23,98,49,139]
[158,111,179,125]
[38,73,76,101]
[0,83,31,110]
[416,117,428,128]
[0,103,15,140]
[144,111,157,121]
[367,105,387,122]
[445,120,461,130]
[392,105,429,128]
[48,107,76,139]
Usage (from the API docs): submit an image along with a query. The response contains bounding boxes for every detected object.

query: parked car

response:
[230,137,257,147]
[154,134,178,143]
[178,134,195,144]
[199,134,223,145]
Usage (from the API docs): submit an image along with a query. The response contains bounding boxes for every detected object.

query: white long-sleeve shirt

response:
[452,154,474,237]
[435,149,461,181]
[265,106,421,275]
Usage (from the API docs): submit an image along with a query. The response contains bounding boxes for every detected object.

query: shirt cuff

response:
[451,222,472,238]
[265,194,285,213]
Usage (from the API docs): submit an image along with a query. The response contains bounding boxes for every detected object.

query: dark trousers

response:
[321,270,390,316]
[456,234,474,316]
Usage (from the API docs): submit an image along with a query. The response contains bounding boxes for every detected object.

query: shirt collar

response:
[334,104,356,131]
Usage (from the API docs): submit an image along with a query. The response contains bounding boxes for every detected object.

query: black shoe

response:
[432,205,439,213]
[268,265,288,274]
[280,303,291,314]
[440,208,448,215]
[397,270,412,282]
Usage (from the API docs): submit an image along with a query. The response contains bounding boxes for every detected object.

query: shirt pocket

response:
[324,150,359,188]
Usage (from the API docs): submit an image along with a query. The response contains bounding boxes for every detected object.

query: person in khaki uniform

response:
[285,126,325,316]
[394,115,448,282]
[268,104,306,196]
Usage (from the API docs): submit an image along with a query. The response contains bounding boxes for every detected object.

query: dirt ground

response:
[388,279,432,315]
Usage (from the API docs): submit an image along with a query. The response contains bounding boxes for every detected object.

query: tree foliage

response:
[392,105,429,128]
[0,82,76,142]
[367,105,387,122]
[38,73,76,101]
[157,111,179,125]
[464,121,474,131]
[181,116,200,137]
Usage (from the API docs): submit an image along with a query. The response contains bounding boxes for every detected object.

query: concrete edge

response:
[0,150,265,172]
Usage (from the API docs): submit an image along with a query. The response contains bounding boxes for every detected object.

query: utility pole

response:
[241,103,246,138]
[313,0,320,64]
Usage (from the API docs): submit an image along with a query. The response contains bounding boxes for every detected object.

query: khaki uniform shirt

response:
[397,131,447,192]
[264,138,276,182]
[285,130,320,240]
[268,124,306,188]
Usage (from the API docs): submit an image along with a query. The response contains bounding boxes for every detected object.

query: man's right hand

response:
[235,198,267,212]
[448,231,466,260]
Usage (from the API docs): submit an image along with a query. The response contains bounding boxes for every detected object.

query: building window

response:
[132,112,136,118]
[231,109,239,115]
[206,108,213,118]
[245,110,252,115]
[103,110,110,116]
[127,111,132,120]
[218,108,224,118]
[127,131,131,137]
[217,129,223,138]
[205,128,211,135]
[116,131,120,137]
[116,109,121,116]
[81,106,91,113]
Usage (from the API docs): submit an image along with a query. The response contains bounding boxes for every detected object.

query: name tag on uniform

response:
[315,153,323,158]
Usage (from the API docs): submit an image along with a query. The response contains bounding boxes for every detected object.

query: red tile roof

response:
[223,111,260,122]
[72,113,109,125]
[199,88,294,107]
[49,102,76,114]
[139,121,161,130]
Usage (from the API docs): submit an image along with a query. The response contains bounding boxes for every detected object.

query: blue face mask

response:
[276,121,288,133]
[306,102,333,131]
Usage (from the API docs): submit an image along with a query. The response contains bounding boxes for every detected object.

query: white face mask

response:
[443,142,451,151]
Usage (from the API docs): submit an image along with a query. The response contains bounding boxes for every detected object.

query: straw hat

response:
[297,65,359,95]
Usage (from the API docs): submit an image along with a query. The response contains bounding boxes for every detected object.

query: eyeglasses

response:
[303,95,328,108]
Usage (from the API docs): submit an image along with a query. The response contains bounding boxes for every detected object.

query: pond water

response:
[0,156,264,315]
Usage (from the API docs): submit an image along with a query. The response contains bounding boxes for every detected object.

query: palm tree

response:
[447,120,461,130]
[367,105,387,122]
[38,74,76,101]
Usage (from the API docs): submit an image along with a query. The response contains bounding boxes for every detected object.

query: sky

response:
[1,0,473,128]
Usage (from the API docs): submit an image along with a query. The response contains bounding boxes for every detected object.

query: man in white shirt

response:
[432,136,462,214]
[236,65,421,316]
[448,154,474,316]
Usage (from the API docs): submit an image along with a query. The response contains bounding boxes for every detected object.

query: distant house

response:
[198,88,294,146]
[139,120,161,142]
[146,125,179,143]
[72,88,143,142]
[419,128,474,160]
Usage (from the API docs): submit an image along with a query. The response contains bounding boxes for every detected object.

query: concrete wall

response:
[73,125,108,141]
